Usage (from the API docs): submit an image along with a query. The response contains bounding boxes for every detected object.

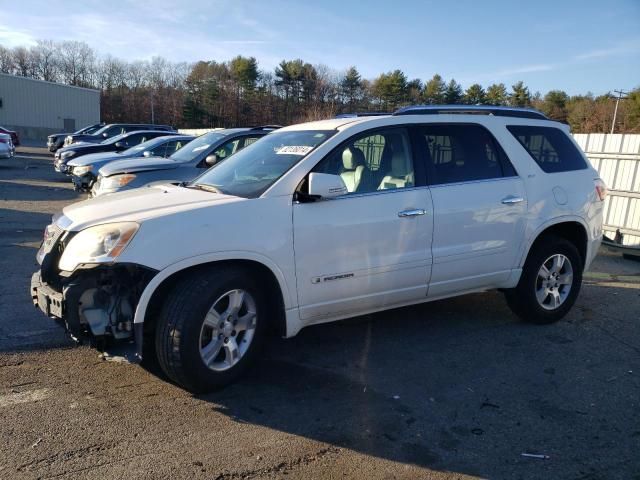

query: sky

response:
[1,0,639,95]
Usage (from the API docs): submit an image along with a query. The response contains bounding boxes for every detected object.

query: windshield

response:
[122,137,165,154]
[76,124,100,135]
[170,131,224,162]
[191,130,334,198]
[101,133,126,145]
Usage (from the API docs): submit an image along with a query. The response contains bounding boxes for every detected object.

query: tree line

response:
[1,40,639,133]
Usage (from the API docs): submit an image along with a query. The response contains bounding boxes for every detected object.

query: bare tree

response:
[30,40,59,82]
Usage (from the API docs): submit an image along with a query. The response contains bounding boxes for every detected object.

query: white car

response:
[31,106,605,392]
[0,133,15,158]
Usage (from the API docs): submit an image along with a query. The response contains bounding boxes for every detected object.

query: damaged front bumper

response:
[30,264,156,360]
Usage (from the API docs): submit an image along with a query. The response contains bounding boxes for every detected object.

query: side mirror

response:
[114,141,125,149]
[143,151,152,157]
[307,173,347,200]
[205,154,219,167]
[102,132,109,138]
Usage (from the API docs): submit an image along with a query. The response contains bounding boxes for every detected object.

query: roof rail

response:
[335,112,390,118]
[250,125,283,130]
[392,105,548,120]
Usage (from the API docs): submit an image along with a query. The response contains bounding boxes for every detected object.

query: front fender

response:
[132,250,294,325]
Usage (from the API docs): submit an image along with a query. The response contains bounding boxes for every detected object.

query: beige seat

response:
[340,146,365,192]
[378,150,414,190]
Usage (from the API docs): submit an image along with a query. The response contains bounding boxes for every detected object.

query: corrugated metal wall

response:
[573,133,640,247]
[0,74,100,139]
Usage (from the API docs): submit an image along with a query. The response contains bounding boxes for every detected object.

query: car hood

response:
[99,156,179,176]
[68,151,128,167]
[59,183,242,231]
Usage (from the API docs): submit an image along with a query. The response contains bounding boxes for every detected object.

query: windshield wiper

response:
[185,183,224,194]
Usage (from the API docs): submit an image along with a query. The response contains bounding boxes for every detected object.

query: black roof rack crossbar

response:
[250,125,283,130]
[393,105,547,120]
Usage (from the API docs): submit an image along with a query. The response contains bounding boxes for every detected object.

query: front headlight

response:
[101,174,136,190]
[73,165,92,176]
[58,222,139,272]
[61,150,76,159]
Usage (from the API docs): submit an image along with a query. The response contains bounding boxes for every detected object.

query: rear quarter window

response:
[507,125,586,173]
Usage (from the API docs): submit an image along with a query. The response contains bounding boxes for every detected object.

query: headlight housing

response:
[61,150,76,159]
[58,222,139,272]
[101,174,136,190]
[72,165,92,176]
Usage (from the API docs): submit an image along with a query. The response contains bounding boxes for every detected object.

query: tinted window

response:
[123,133,147,146]
[507,126,586,173]
[313,128,414,194]
[213,138,241,160]
[242,136,262,148]
[417,124,514,185]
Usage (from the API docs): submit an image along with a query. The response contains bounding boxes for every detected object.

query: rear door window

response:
[416,124,516,185]
[507,125,587,173]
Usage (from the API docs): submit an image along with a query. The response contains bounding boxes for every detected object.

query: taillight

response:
[594,179,607,201]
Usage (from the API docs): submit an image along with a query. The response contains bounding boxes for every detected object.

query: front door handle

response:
[501,196,524,205]
[398,209,427,217]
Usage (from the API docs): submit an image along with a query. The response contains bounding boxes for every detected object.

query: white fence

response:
[573,133,640,247]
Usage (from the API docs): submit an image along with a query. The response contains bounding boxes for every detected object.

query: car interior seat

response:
[378,149,414,189]
[340,146,365,192]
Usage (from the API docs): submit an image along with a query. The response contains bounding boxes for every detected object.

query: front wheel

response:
[505,235,583,324]
[155,266,267,392]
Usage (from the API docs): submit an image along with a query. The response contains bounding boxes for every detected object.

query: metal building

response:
[0,73,100,142]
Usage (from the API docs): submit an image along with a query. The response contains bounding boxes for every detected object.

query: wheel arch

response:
[521,217,589,269]
[133,254,291,340]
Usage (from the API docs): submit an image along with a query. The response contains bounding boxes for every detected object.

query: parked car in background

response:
[54,130,179,173]
[68,135,195,191]
[0,126,19,146]
[64,123,175,147]
[30,106,605,392]
[0,133,15,158]
[47,123,104,153]
[91,126,278,197]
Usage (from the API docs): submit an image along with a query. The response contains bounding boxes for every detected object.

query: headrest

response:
[342,146,365,170]
[390,150,409,177]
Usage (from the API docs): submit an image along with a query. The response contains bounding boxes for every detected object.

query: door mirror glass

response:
[205,154,219,166]
[308,173,347,199]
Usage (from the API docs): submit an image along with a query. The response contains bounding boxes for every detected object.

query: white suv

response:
[31,106,606,392]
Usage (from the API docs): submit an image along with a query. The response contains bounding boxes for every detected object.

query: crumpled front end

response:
[30,218,157,358]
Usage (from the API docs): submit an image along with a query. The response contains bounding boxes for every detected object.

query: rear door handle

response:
[501,196,524,205]
[398,209,426,217]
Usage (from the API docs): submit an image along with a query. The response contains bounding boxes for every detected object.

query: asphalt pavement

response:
[1,150,639,479]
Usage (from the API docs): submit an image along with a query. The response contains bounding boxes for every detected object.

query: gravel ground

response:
[1,151,639,480]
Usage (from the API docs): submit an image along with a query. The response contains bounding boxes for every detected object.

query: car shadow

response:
[188,279,640,478]
[0,179,80,202]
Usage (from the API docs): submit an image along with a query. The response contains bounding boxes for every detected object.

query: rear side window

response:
[417,124,516,185]
[507,126,586,173]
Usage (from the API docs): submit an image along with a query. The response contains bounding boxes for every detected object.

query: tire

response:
[155,266,268,392]
[505,235,583,324]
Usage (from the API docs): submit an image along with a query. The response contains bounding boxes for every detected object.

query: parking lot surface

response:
[1,152,639,479]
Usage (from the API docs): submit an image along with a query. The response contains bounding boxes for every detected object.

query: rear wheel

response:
[155,266,267,392]
[505,235,583,324]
